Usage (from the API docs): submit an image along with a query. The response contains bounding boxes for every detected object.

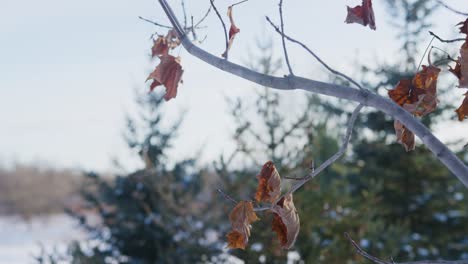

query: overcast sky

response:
[1,0,468,172]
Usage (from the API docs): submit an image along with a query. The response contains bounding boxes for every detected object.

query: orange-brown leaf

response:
[388,66,440,117]
[394,120,415,152]
[271,194,300,249]
[455,92,468,121]
[226,201,259,249]
[388,79,420,107]
[450,42,468,88]
[146,55,184,101]
[222,6,240,58]
[408,65,441,116]
[255,161,281,204]
[345,0,376,30]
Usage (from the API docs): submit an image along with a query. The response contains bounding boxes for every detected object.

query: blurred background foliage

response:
[27,0,468,263]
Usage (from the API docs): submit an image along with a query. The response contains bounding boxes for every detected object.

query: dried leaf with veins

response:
[345,0,376,30]
[388,79,421,107]
[146,55,184,101]
[408,65,441,116]
[226,201,259,249]
[455,92,468,121]
[388,65,440,116]
[255,161,281,204]
[270,193,300,249]
[221,5,240,58]
[394,120,415,152]
[450,42,468,88]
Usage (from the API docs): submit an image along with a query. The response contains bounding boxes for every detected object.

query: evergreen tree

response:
[44,91,223,263]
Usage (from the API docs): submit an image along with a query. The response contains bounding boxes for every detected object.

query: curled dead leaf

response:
[271,193,300,249]
[455,92,468,121]
[255,161,281,204]
[409,65,441,116]
[450,42,468,88]
[146,55,184,101]
[226,201,259,250]
[222,6,240,58]
[394,120,415,152]
[345,0,376,30]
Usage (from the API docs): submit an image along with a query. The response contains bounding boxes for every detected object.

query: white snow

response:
[0,214,83,264]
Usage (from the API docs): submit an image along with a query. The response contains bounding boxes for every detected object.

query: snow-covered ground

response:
[0,214,83,264]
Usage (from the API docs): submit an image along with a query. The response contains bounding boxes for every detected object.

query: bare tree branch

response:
[278,0,294,76]
[286,103,364,194]
[435,0,468,16]
[429,31,466,43]
[217,188,238,204]
[345,233,468,264]
[209,0,229,58]
[266,16,364,91]
[157,0,468,186]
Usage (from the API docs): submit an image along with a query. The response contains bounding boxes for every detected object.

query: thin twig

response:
[284,160,315,180]
[181,0,188,29]
[429,31,466,43]
[417,36,435,71]
[285,104,364,195]
[279,0,294,76]
[345,232,468,264]
[345,233,391,264]
[266,16,364,90]
[231,0,249,8]
[217,188,238,204]
[210,0,229,59]
[435,0,468,16]
[138,16,173,29]
[194,6,212,28]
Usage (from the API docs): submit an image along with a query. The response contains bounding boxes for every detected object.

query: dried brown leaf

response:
[255,161,281,204]
[270,193,300,249]
[455,92,468,121]
[226,201,259,250]
[394,120,415,152]
[222,6,240,58]
[345,0,376,30]
[146,55,184,101]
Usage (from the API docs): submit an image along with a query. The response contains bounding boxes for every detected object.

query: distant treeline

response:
[0,164,83,218]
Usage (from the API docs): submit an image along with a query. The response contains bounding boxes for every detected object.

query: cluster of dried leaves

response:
[147,30,184,101]
[387,18,468,151]
[226,161,300,250]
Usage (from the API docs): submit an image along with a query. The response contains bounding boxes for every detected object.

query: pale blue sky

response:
[1,0,467,171]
